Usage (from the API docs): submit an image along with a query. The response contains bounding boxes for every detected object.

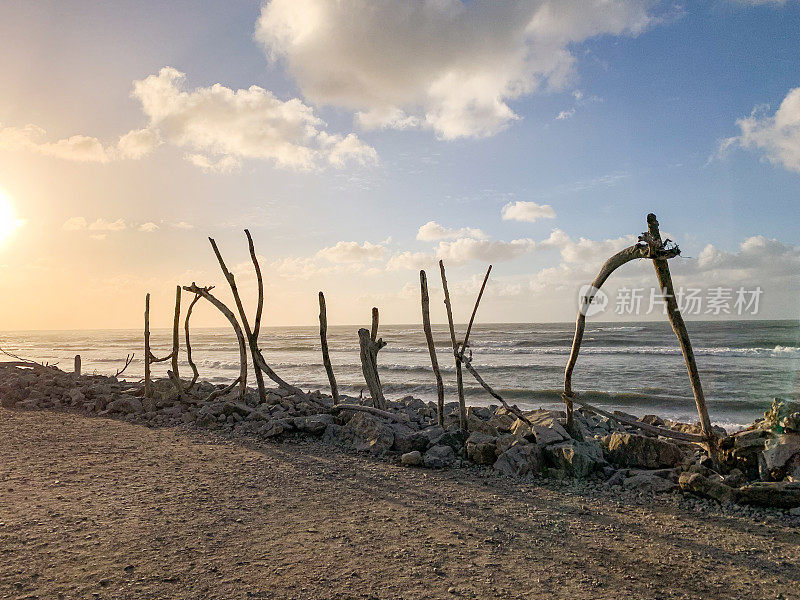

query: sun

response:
[0,187,24,244]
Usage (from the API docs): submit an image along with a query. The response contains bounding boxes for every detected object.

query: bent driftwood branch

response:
[420,270,445,427]
[330,403,408,424]
[184,292,202,391]
[318,291,339,404]
[439,260,466,430]
[461,354,532,427]
[183,283,248,400]
[207,376,242,402]
[114,354,135,378]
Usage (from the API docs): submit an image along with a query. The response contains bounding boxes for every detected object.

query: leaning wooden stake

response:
[171,285,181,382]
[420,270,445,427]
[144,293,152,398]
[646,213,715,447]
[439,260,466,430]
[318,291,340,405]
[458,265,492,359]
[244,229,268,402]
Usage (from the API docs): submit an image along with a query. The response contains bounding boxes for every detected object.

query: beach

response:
[1,407,799,600]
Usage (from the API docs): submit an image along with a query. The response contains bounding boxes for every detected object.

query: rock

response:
[438,428,469,453]
[424,444,456,469]
[722,468,748,488]
[545,440,604,478]
[105,396,143,415]
[602,433,684,469]
[789,506,800,516]
[495,433,526,456]
[487,412,516,433]
[322,423,343,445]
[294,414,334,435]
[391,424,429,454]
[759,434,800,480]
[467,406,493,421]
[17,398,40,410]
[493,444,543,478]
[338,412,394,454]
[678,472,737,504]
[420,425,445,447]
[623,474,676,494]
[511,413,569,446]
[401,450,423,467]
[466,432,497,465]
[736,481,800,508]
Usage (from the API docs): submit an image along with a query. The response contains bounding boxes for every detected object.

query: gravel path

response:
[1,408,798,600]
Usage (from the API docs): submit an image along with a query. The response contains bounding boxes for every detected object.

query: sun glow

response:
[0,187,23,244]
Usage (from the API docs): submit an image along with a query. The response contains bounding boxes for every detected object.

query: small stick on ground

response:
[439,260,466,430]
[206,376,242,402]
[318,291,340,405]
[420,270,444,427]
[330,403,408,424]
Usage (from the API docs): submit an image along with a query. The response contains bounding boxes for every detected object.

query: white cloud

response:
[138,222,159,233]
[186,153,241,174]
[88,218,126,232]
[62,217,88,231]
[501,201,556,223]
[316,240,386,263]
[385,251,435,271]
[435,237,536,264]
[721,87,800,173]
[0,124,110,163]
[171,221,195,230]
[556,109,575,120]
[256,0,653,139]
[117,128,161,159]
[416,221,488,241]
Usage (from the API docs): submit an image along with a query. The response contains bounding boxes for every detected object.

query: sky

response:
[0,0,799,329]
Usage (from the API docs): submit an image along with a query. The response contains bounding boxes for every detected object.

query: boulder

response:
[294,414,334,435]
[623,474,676,494]
[679,472,737,504]
[438,428,469,453]
[466,432,498,465]
[338,412,394,454]
[401,450,424,467]
[487,412,516,433]
[493,444,543,478]
[737,481,800,508]
[391,424,429,454]
[420,425,445,447]
[511,413,569,446]
[105,396,143,415]
[602,433,684,469]
[495,433,526,456]
[545,440,604,478]
[424,444,456,469]
[759,434,800,480]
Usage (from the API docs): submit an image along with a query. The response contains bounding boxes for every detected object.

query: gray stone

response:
[339,412,395,454]
[737,481,800,508]
[401,450,424,467]
[322,423,343,445]
[420,425,445,447]
[623,474,676,494]
[679,472,737,504]
[466,432,498,465]
[603,433,684,469]
[545,440,604,478]
[493,444,543,478]
[424,444,456,469]
[759,434,800,480]
[294,414,334,435]
[106,396,143,414]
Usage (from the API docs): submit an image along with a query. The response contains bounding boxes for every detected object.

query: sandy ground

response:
[0,408,798,600]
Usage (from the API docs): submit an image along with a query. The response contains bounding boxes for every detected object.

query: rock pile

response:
[2,364,799,511]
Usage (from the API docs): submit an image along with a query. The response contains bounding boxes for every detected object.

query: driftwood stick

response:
[439,260,466,430]
[114,354,134,378]
[330,403,408,424]
[318,291,340,405]
[184,293,202,391]
[251,348,314,403]
[462,355,531,427]
[183,283,248,399]
[144,293,152,398]
[358,327,387,409]
[244,229,268,402]
[167,369,192,404]
[207,376,241,402]
[565,393,706,444]
[171,285,181,382]
[420,270,445,427]
[370,307,379,343]
[646,213,715,447]
[74,355,81,376]
[459,265,492,359]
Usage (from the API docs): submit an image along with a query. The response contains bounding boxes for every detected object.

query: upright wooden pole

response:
[420,270,445,427]
[358,327,386,409]
[144,293,152,398]
[74,355,81,377]
[646,213,715,446]
[318,291,340,404]
[171,285,181,381]
[370,307,379,343]
[245,229,268,403]
[439,260,466,430]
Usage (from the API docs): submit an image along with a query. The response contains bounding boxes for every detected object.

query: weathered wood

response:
[171,285,181,382]
[167,369,192,404]
[330,403,408,424]
[461,355,531,427]
[144,293,152,398]
[183,283,248,399]
[358,327,387,409]
[565,393,706,444]
[318,291,340,405]
[420,270,445,427]
[370,307,379,343]
[646,213,715,446]
[244,229,268,402]
[439,260,466,430]
[251,348,314,403]
[206,376,241,402]
[184,293,201,391]
[74,355,81,376]
[114,354,134,378]
[459,265,492,359]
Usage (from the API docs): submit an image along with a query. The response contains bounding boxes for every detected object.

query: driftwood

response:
[419,270,445,427]
[171,285,181,382]
[330,402,408,424]
[144,293,152,397]
[358,326,387,409]
[245,229,268,402]
[183,283,248,400]
[252,348,314,403]
[114,354,134,378]
[439,260,466,429]
[370,307,379,343]
[461,354,531,427]
[167,369,192,403]
[646,214,715,446]
[318,291,339,404]
[458,265,491,359]
[74,355,81,376]
[184,293,202,391]
[206,376,242,402]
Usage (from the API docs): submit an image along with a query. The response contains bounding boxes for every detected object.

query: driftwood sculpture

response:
[562,213,716,451]
[439,260,467,429]
[318,291,339,405]
[419,270,445,427]
[358,307,387,409]
[143,290,182,398]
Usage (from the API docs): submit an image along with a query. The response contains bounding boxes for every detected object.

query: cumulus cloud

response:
[385,251,435,272]
[721,87,800,173]
[88,218,126,232]
[62,217,88,231]
[416,221,488,241]
[316,240,386,263]
[138,222,159,232]
[0,124,110,163]
[256,0,653,139]
[435,237,536,264]
[501,201,556,223]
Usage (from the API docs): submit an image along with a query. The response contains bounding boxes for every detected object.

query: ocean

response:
[2,320,798,432]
